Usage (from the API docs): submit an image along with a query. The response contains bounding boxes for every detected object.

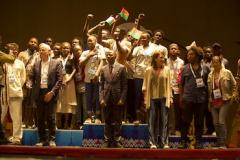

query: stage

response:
[0,145,240,159]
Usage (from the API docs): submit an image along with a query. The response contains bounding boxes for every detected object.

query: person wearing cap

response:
[28,43,63,147]
[178,46,210,149]
[212,43,230,70]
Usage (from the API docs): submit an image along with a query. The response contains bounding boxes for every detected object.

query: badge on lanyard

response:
[196,78,205,88]
[213,88,222,99]
[8,74,16,83]
[190,64,205,88]
[41,76,48,86]
[212,74,222,99]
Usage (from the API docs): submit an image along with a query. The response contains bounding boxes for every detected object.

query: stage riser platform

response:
[23,124,216,148]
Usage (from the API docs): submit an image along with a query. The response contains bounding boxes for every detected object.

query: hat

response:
[212,43,222,49]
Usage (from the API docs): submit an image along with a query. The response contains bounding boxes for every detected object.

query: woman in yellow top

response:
[208,55,236,148]
[142,51,172,149]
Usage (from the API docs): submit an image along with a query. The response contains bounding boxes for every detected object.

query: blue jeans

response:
[85,82,100,117]
[149,98,169,147]
[211,101,230,144]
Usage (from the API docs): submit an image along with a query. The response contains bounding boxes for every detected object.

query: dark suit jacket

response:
[99,62,127,105]
[30,58,63,102]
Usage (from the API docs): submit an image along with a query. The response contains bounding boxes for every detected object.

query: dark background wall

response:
[0,0,239,74]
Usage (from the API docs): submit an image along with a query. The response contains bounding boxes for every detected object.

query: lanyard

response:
[190,64,203,78]
[212,73,221,89]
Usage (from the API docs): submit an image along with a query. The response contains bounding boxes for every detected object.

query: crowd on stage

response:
[0,13,240,149]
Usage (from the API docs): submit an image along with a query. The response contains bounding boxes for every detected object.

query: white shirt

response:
[7,59,26,97]
[40,58,50,88]
[167,57,184,94]
[132,42,157,79]
[80,44,106,83]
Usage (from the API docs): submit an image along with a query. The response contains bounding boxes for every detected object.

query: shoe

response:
[150,144,157,149]
[114,142,123,148]
[8,136,14,142]
[95,118,101,124]
[35,141,48,146]
[102,141,110,148]
[0,138,10,145]
[163,144,170,149]
[219,145,227,149]
[212,132,216,136]
[84,118,92,124]
[10,137,21,145]
[178,139,188,149]
[49,141,56,147]
[133,120,140,125]
[195,142,204,149]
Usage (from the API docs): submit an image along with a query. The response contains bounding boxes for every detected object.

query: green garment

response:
[0,51,15,86]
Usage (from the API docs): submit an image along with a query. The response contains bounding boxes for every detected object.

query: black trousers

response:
[104,100,122,143]
[36,89,57,142]
[181,101,205,139]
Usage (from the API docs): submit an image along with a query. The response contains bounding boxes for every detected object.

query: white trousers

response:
[1,97,23,139]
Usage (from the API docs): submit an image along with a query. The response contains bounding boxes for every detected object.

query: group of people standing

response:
[0,19,239,149]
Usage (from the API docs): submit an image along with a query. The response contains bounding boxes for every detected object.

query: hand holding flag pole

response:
[83,14,94,35]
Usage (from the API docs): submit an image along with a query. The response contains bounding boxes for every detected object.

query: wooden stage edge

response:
[1,145,240,159]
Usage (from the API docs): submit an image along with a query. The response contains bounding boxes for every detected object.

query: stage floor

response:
[1,145,240,160]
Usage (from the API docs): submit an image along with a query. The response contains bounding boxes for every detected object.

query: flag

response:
[105,16,116,26]
[119,8,129,21]
[129,27,142,40]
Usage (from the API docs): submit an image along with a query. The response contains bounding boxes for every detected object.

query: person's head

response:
[39,43,51,62]
[187,46,203,64]
[87,35,97,50]
[44,37,54,49]
[212,43,223,57]
[53,43,62,58]
[101,29,110,40]
[27,37,38,52]
[151,51,165,69]
[169,43,180,59]
[140,32,150,47]
[203,46,213,62]
[152,29,164,44]
[72,44,83,58]
[61,42,71,57]
[113,27,126,40]
[5,43,19,57]
[106,50,116,65]
[211,55,222,70]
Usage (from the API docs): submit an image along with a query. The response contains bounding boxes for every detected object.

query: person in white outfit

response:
[1,43,26,144]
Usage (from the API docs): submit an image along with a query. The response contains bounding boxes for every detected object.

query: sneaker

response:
[84,118,92,124]
[212,132,216,136]
[35,141,48,146]
[219,145,227,149]
[8,136,14,143]
[10,137,21,145]
[163,144,170,149]
[150,144,157,149]
[49,141,56,147]
[95,118,101,124]
[133,120,140,125]
[178,139,188,149]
